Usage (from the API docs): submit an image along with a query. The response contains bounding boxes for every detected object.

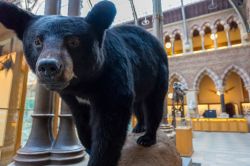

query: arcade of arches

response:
[164,18,242,56]
[167,71,250,118]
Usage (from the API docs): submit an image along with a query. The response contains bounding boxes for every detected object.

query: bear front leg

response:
[60,94,92,151]
[88,96,133,166]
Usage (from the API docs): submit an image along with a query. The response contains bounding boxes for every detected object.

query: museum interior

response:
[0,0,250,166]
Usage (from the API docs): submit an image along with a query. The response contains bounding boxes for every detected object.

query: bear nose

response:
[37,59,62,79]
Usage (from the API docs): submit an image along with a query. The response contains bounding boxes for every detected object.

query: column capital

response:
[216,87,225,95]
[199,30,205,36]
[212,29,217,34]
[224,24,230,31]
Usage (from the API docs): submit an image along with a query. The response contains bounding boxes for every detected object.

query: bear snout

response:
[36,58,63,79]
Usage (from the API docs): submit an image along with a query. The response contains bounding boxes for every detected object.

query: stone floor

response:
[192,131,250,166]
[38,131,250,166]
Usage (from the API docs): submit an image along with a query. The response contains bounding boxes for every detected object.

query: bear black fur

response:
[0,1,168,166]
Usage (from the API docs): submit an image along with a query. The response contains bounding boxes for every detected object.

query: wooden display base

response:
[176,127,193,157]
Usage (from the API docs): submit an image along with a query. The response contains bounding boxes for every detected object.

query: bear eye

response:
[67,37,80,48]
[34,37,43,46]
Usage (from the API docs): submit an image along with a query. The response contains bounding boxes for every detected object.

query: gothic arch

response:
[221,65,250,87]
[214,19,225,26]
[227,15,241,25]
[172,29,183,38]
[190,24,200,36]
[163,32,172,39]
[201,22,212,31]
[169,72,188,89]
[193,68,221,91]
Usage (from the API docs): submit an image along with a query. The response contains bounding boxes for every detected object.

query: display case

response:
[191,118,248,133]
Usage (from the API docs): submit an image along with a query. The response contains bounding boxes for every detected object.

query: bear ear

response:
[0,2,34,39]
[85,1,116,40]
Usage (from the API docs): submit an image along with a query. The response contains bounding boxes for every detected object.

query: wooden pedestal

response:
[176,127,193,157]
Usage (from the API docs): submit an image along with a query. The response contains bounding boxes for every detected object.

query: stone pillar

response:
[45,0,61,15]
[245,86,250,102]
[238,24,248,45]
[212,28,218,49]
[182,37,186,54]
[170,37,175,55]
[200,30,205,50]
[220,94,226,113]
[68,0,81,16]
[152,0,164,45]
[12,1,61,165]
[241,32,248,45]
[224,24,232,47]
[186,90,198,117]
[217,88,226,113]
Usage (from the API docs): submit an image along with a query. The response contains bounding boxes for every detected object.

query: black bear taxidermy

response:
[0,1,168,166]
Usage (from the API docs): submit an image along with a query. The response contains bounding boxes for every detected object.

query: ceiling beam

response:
[128,0,138,25]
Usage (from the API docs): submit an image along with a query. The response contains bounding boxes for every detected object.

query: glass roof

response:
[33,0,205,24]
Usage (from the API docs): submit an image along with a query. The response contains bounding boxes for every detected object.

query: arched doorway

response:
[198,75,221,116]
[223,72,249,115]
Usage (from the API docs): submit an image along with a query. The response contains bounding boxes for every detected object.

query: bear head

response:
[0,1,116,91]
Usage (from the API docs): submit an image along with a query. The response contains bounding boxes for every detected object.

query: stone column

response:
[12,1,61,165]
[200,30,205,51]
[245,86,250,102]
[217,88,226,113]
[152,0,164,45]
[68,0,81,16]
[186,90,198,117]
[170,37,175,55]
[241,32,248,45]
[44,0,61,15]
[182,37,186,54]
[224,24,232,47]
[238,24,248,45]
[212,28,218,49]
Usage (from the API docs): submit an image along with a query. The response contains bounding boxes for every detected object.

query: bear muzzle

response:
[36,58,71,91]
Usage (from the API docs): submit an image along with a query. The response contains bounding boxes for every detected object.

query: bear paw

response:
[136,134,156,147]
[132,124,145,133]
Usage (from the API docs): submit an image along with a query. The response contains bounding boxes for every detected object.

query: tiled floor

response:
[59,131,250,166]
[192,132,250,166]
